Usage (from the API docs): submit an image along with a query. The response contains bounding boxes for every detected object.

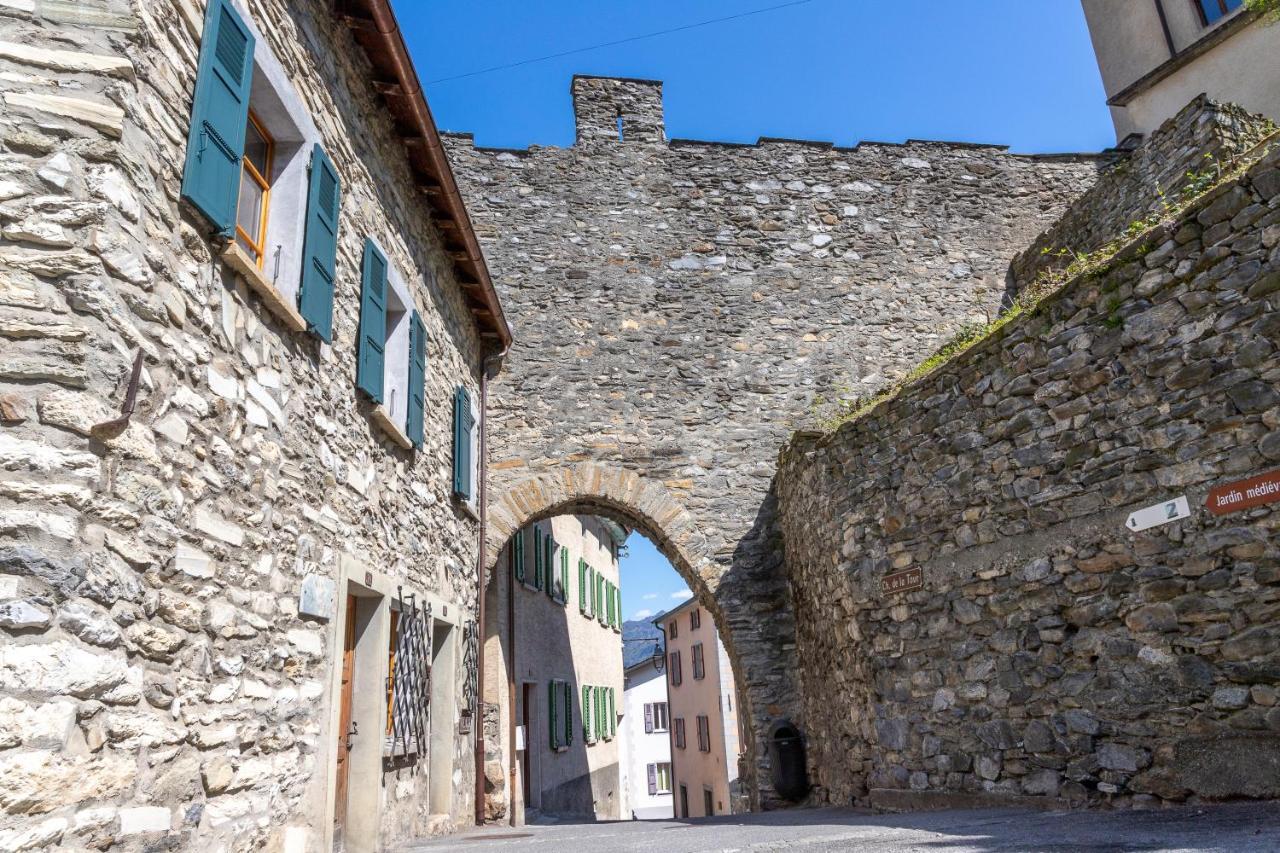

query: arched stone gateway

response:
[448,76,1107,810]
[485,462,801,808]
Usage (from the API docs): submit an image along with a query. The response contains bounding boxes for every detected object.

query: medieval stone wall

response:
[444,75,1103,806]
[777,141,1280,809]
[1011,96,1277,295]
[0,0,486,850]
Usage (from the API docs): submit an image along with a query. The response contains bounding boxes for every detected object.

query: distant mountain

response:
[622,618,664,670]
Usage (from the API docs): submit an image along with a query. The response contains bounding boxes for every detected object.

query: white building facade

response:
[622,649,675,819]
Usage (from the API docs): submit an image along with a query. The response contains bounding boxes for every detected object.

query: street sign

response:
[1125,495,1190,532]
[1206,469,1280,516]
[881,567,923,595]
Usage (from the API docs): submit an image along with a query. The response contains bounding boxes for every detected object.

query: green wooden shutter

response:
[512,529,525,583]
[548,681,557,750]
[297,145,341,341]
[406,311,426,447]
[355,238,387,401]
[609,688,616,738]
[596,686,604,739]
[533,527,544,591]
[560,548,570,607]
[545,536,556,600]
[578,559,587,613]
[452,387,474,500]
[564,681,573,746]
[582,684,592,743]
[180,0,254,235]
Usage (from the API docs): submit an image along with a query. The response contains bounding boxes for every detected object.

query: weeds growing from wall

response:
[809,128,1279,435]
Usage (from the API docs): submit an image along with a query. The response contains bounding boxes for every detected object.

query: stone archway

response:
[485,462,801,809]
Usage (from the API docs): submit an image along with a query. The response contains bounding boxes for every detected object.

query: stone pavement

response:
[403,802,1280,852]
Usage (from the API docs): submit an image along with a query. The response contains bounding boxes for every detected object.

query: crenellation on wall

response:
[446,76,1104,809]
[777,137,1280,810]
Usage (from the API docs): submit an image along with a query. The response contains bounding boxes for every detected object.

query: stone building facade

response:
[445,74,1104,806]
[0,1,508,851]
[777,134,1280,809]
[482,514,626,822]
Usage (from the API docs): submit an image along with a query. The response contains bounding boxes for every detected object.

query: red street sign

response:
[1205,469,1280,516]
[881,567,923,595]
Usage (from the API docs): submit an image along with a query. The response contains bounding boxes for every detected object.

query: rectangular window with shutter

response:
[609,687,616,738]
[182,0,339,339]
[669,651,682,687]
[548,680,559,751]
[646,701,669,732]
[644,702,654,733]
[697,714,711,752]
[690,608,701,631]
[578,558,587,614]
[654,762,672,794]
[544,533,558,600]
[452,387,476,503]
[669,619,678,640]
[692,642,705,680]
[674,717,686,749]
[511,529,525,585]
[406,311,426,448]
[582,684,594,744]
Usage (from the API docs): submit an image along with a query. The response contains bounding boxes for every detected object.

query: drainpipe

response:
[475,345,508,825]
[507,508,518,826]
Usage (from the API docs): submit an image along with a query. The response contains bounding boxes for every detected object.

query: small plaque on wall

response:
[881,567,923,595]
[299,574,336,620]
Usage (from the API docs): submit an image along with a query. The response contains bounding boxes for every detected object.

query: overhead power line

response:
[426,0,817,85]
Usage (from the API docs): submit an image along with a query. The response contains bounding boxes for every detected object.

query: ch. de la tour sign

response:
[881,567,923,595]
[1205,469,1280,516]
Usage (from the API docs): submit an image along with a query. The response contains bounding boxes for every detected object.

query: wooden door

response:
[334,596,357,834]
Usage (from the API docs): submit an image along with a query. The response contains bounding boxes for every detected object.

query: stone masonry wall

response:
[0,0,487,850]
[1011,97,1277,296]
[777,139,1280,809]
[444,74,1103,806]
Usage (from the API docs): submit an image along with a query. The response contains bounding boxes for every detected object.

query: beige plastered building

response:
[661,598,744,818]
[1081,0,1280,141]
[483,515,627,821]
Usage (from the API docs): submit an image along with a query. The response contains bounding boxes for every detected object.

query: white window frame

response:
[651,761,672,794]
[647,701,669,733]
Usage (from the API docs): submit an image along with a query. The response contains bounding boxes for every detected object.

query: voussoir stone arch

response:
[486,462,795,809]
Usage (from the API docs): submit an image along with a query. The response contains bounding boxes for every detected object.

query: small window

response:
[690,608,701,631]
[1197,0,1242,24]
[669,651,682,686]
[669,619,678,640]
[644,701,669,732]
[674,716,686,749]
[235,111,273,266]
[648,761,672,795]
[697,714,711,752]
[692,642,705,680]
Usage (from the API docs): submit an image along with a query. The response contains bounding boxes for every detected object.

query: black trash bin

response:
[767,720,809,801]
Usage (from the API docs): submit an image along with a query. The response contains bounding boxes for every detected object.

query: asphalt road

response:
[402,802,1280,852]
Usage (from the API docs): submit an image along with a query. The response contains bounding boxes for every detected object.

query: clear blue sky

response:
[396,1,1115,620]
[618,534,690,624]
[398,0,1115,152]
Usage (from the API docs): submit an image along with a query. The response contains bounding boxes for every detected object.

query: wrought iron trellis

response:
[386,587,431,759]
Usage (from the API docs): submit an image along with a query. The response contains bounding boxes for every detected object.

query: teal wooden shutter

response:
[180,0,253,235]
[452,387,474,500]
[355,238,387,401]
[582,685,592,743]
[548,681,557,750]
[297,145,341,341]
[406,311,426,447]
[533,527,544,591]
[609,688,616,738]
[512,529,525,584]
[564,682,573,747]
[578,559,587,613]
